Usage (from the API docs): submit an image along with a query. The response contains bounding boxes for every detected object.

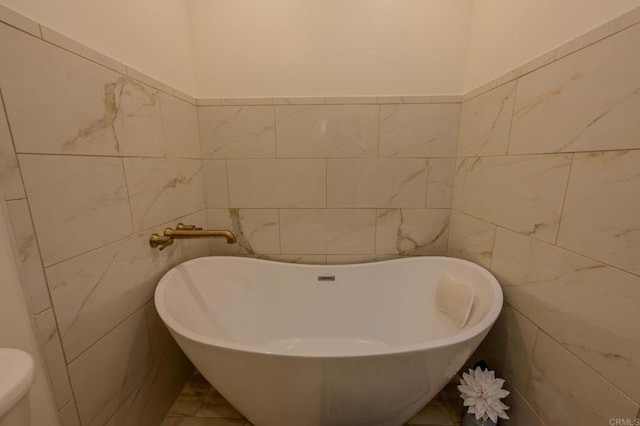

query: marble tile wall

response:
[3,3,640,426]
[449,19,640,425]
[0,14,206,426]
[200,102,459,262]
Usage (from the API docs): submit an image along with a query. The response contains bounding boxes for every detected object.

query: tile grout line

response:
[0,89,80,407]
[12,147,640,161]
[450,204,640,279]
[554,152,575,245]
[504,300,640,409]
[4,4,640,106]
[504,79,519,156]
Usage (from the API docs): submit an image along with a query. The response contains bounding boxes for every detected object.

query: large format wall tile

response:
[492,227,640,403]
[426,158,455,208]
[375,209,449,255]
[280,209,376,254]
[68,309,153,426]
[327,159,427,208]
[458,82,516,157]
[227,159,325,208]
[198,106,275,158]
[0,94,24,200]
[275,105,379,158]
[34,309,74,409]
[379,104,459,157]
[501,379,544,426]
[144,302,173,363]
[0,24,165,157]
[45,232,177,361]
[19,154,133,266]
[509,23,640,154]
[452,154,572,243]
[159,92,200,158]
[447,211,496,269]
[202,160,229,208]
[526,332,639,425]
[6,199,50,314]
[557,150,640,275]
[481,304,538,390]
[206,208,279,255]
[108,344,193,426]
[124,158,204,232]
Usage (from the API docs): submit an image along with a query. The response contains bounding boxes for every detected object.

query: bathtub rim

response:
[154,256,503,359]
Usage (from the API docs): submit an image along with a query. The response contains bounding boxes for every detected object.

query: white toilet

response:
[0,348,35,426]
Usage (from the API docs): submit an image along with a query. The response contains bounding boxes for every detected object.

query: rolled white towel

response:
[435,273,474,328]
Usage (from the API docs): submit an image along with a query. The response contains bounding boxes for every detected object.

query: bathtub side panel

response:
[171,331,487,426]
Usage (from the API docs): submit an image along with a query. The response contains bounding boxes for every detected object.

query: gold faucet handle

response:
[176,223,203,231]
[149,234,174,250]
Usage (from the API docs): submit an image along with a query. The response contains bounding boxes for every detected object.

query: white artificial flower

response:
[457,367,510,423]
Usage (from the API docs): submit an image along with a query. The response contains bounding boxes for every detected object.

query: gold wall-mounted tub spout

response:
[149,223,237,250]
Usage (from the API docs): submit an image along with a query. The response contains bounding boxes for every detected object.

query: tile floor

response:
[161,371,463,426]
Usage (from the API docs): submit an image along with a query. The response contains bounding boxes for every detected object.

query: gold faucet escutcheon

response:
[149,223,237,250]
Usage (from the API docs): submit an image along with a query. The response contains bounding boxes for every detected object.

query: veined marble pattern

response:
[19,154,133,266]
[0,95,24,200]
[327,159,427,208]
[5,199,50,314]
[375,209,449,255]
[526,332,639,425]
[557,150,640,275]
[206,208,280,255]
[457,81,516,157]
[275,105,379,158]
[509,23,640,154]
[198,106,275,158]
[426,158,455,208]
[202,160,229,208]
[45,231,177,361]
[280,209,376,255]
[227,159,325,208]
[379,104,459,157]
[491,227,640,404]
[124,158,204,232]
[67,308,153,426]
[34,309,74,409]
[452,154,572,243]
[481,304,538,390]
[0,24,166,157]
[447,211,496,269]
[160,92,200,158]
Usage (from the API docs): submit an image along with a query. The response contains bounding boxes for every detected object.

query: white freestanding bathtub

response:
[155,256,502,426]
